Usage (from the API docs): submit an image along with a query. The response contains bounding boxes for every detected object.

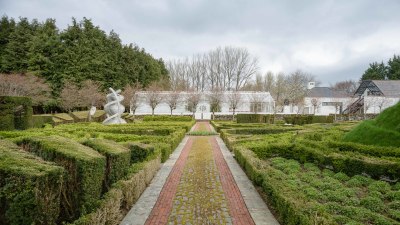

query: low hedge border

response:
[143,115,193,122]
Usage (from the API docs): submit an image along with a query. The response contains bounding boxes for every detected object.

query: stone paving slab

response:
[120,136,190,225]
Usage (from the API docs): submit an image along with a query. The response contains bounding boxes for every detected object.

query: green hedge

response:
[283,115,333,125]
[0,140,64,225]
[31,115,54,128]
[143,115,193,122]
[83,139,131,191]
[17,136,106,222]
[126,142,155,163]
[236,114,274,123]
[0,96,33,130]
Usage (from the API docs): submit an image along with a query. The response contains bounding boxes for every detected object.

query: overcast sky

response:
[1,0,400,85]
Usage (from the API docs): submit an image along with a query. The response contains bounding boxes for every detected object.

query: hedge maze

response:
[0,118,194,225]
[212,114,400,224]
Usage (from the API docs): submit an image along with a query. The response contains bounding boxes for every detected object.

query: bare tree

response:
[233,47,259,91]
[0,73,51,106]
[311,98,320,114]
[144,82,163,115]
[331,80,358,96]
[122,83,142,118]
[60,80,104,112]
[186,91,201,118]
[207,88,224,120]
[227,91,242,120]
[286,70,315,112]
[375,97,390,113]
[271,72,287,113]
[165,91,181,116]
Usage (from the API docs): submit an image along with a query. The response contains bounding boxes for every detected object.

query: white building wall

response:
[364,96,400,114]
[133,91,275,119]
[303,97,355,115]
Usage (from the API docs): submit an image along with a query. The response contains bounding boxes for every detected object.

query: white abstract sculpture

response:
[103,88,127,125]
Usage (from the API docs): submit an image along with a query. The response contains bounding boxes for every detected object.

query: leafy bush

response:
[0,140,64,225]
[127,142,155,163]
[0,96,33,130]
[283,115,333,125]
[142,115,193,122]
[83,139,130,191]
[236,114,274,123]
[17,135,106,222]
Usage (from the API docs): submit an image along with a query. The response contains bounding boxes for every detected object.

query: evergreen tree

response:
[387,55,400,80]
[361,62,388,80]
[0,16,16,72]
[28,19,64,95]
[2,17,35,73]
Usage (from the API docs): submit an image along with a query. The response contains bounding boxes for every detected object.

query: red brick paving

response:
[144,137,193,225]
[145,122,255,225]
[209,126,255,225]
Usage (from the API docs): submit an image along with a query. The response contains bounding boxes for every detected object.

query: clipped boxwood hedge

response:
[0,96,33,131]
[0,140,64,225]
[283,115,334,125]
[17,135,106,222]
[236,114,274,123]
[83,139,131,191]
[143,115,193,122]
[126,142,155,163]
[31,115,54,128]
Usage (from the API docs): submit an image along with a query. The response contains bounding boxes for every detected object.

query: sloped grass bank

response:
[214,120,400,224]
[343,102,400,147]
[0,120,194,224]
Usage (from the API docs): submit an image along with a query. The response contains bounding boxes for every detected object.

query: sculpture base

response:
[102,117,127,125]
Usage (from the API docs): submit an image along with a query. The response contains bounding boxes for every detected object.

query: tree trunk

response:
[232,108,235,121]
[170,108,173,116]
[152,108,155,116]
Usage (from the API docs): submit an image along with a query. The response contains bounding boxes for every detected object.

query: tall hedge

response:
[0,96,33,130]
[83,139,130,191]
[283,115,334,125]
[0,140,64,225]
[17,135,106,222]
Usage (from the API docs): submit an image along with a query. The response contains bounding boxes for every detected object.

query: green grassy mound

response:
[343,102,400,147]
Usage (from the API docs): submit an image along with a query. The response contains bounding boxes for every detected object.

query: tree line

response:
[0,16,168,100]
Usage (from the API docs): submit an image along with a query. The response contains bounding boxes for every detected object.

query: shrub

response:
[0,140,64,225]
[17,135,106,222]
[83,139,131,191]
[283,115,333,125]
[0,96,33,130]
[360,196,386,213]
[236,114,274,123]
[31,115,54,128]
[142,115,193,122]
[126,142,155,163]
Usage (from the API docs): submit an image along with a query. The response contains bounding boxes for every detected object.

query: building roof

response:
[306,87,348,98]
[354,80,400,97]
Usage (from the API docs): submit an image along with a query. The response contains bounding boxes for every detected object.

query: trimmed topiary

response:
[17,135,106,222]
[0,139,64,225]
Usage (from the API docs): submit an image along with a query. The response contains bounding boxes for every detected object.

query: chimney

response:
[307,82,315,90]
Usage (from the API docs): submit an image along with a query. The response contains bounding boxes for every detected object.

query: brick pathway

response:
[144,122,255,225]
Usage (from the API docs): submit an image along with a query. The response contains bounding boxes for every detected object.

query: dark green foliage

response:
[83,139,130,191]
[361,61,388,80]
[0,96,33,130]
[17,135,106,222]
[0,139,64,225]
[30,115,54,128]
[143,115,193,122]
[283,115,333,125]
[127,142,155,163]
[343,102,400,147]
[0,16,168,97]
[388,55,400,80]
[236,114,274,123]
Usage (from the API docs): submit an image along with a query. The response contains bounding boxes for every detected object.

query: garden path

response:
[120,122,279,225]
